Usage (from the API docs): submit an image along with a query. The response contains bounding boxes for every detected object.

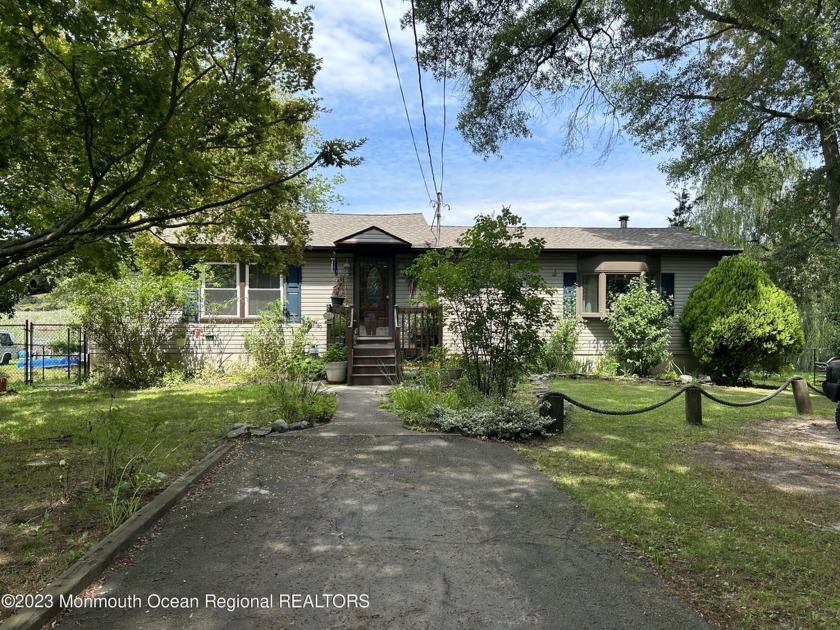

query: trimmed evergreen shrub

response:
[681,255,803,384]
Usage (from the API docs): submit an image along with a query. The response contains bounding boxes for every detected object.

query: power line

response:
[409,0,439,195]
[379,0,433,203]
[439,0,450,195]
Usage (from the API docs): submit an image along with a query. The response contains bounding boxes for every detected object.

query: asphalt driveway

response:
[56,386,709,629]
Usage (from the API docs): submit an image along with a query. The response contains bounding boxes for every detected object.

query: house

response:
[180,212,740,384]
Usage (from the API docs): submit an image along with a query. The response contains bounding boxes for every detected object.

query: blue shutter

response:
[285,265,302,322]
[661,273,675,315]
[562,272,577,316]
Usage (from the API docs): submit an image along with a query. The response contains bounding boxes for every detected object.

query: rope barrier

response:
[696,377,798,408]
[553,377,805,416]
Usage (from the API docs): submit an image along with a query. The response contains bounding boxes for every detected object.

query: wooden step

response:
[351,374,397,386]
[353,355,397,366]
[352,364,396,376]
[353,347,395,358]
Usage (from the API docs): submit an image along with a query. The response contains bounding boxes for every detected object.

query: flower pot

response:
[331,296,345,307]
[447,367,464,381]
[325,361,347,384]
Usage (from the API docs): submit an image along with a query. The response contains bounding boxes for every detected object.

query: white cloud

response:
[308,1,676,229]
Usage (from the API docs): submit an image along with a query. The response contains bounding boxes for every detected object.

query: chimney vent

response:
[618,215,629,228]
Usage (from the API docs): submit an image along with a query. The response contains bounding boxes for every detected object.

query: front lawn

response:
[0,382,333,619]
[519,377,840,629]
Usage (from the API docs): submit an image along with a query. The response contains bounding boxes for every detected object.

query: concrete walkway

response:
[56,387,708,629]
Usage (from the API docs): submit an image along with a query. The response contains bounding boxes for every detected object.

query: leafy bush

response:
[681,255,804,384]
[62,266,197,388]
[322,343,347,363]
[535,316,583,372]
[407,208,554,397]
[428,397,555,439]
[604,273,672,376]
[245,312,322,380]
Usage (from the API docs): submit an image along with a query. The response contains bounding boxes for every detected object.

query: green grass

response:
[0,382,332,615]
[518,377,840,629]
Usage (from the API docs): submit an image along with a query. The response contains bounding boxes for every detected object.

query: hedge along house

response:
[180,212,739,384]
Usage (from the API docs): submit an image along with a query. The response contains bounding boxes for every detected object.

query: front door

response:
[357,257,392,338]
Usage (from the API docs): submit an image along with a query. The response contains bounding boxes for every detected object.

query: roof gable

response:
[334,226,412,246]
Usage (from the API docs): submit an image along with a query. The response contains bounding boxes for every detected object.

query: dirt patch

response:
[692,417,840,498]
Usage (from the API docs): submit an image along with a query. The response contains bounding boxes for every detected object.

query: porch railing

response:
[395,306,443,362]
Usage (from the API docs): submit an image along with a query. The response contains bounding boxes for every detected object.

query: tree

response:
[668,188,694,228]
[409,1,840,245]
[604,273,672,377]
[406,208,554,397]
[0,0,360,313]
[680,255,803,384]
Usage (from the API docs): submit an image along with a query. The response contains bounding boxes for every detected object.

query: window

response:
[202,263,239,317]
[576,254,665,317]
[582,274,600,313]
[606,274,637,308]
[199,262,302,320]
[246,265,283,317]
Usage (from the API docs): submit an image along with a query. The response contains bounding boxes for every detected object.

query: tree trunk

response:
[819,125,840,246]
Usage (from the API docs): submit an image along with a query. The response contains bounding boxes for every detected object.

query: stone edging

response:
[2,442,235,630]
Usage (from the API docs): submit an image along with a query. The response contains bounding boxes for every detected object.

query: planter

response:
[331,296,345,307]
[447,367,464,380]
[325,361,347,384]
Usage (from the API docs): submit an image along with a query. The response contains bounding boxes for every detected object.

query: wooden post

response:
[543,393,565,433]
[791,378,813,415]
[685,387,702,426]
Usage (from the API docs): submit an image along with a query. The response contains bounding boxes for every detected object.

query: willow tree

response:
[410,1,840,245]
[0,0,360,313]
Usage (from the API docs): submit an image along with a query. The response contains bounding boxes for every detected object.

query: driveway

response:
[57,387,708,629]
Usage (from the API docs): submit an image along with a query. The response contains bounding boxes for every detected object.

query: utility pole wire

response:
[379,0,433,203]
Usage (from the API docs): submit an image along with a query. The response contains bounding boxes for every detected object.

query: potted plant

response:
[323,343,348,383]
[447,354,465,381]
[331,274,347,306]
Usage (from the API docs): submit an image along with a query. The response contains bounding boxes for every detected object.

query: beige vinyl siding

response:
[538,253,576,319]
[395,254,417,307]
[661,254,722,354]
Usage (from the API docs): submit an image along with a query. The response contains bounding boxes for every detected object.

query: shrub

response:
[407,208,554,397]
[535,316,583,372]
[322,343,347,363]
[62,266,197,388]
[681,255,804,384]
[245,313,321,380]
[428,397,555,439]
[604,273,672,376]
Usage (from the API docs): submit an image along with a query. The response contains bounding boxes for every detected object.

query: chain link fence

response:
[0,322,88,387]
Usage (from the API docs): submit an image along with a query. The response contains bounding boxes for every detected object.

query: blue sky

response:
[309,1,677,228]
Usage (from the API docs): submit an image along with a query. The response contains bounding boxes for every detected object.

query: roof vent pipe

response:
[618,215,629,228]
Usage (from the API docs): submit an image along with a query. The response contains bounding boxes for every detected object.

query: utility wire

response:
[439,0,450,195]
[409,0,439,196]
[379,0,433,202]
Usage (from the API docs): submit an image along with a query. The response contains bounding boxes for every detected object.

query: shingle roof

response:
[166,212,740,254]
[304,213,435,248]
[435,225,740,253]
